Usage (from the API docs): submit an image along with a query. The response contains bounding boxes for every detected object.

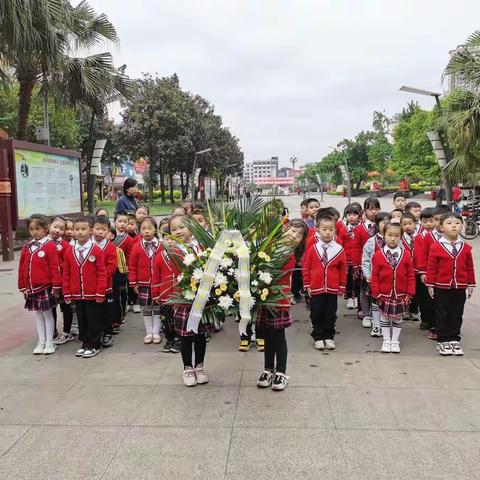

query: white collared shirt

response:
[142,237,159,257]
[439,236,463,255]
[95,238,108,249]
[30,236,49,252]
[74,239,93,262]
[432,229,442,241]
[384,245,402,257]
[317,240,342,261]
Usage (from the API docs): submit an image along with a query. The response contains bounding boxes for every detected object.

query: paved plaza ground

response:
[1,194,480,479]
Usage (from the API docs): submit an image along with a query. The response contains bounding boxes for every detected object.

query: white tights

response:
[35,310,55,345]
[143,312,161,336]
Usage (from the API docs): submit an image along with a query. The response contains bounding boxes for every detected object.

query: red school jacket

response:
[352,222,376,268]
[18,239,62,294]
[425,241,476,290]
[62,242,106,301]
[302,241,347,295]
[421,229,442,264]
[371,248,415,301]
[129,240,161,287]
[401,233,426,274]
[50,238,71,272]
[151,247,178,302]
[276,253,296,307]
[96,240,118,294]
[114,233,135,267]
[343,221,358,265]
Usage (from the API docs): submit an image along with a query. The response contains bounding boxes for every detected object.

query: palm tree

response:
[438,30,480,181]
[0,0,119,140]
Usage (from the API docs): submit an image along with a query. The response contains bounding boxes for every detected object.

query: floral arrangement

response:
[168,197,293,326]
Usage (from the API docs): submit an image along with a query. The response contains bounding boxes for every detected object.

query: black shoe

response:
[170,339,181,353]
[112,326,121,334]
[205,333,211,343]
[102,334,113,347]
[163,339,174,353]
[419,321,430,330]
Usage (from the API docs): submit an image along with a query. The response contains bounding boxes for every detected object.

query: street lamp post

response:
[191,148,212,202]
[399,85,452,203]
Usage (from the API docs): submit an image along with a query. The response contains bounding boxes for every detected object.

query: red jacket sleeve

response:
[405,254,416,297]
[62,251,72,300]
[425,244,439,288]
[105,244,117,280]
[151,253,161,300]
[302,246,313,290]
[95,249,106,300]
[413,235,426,274]
[466,249,476,287]
[128,245,139,286]
[338,250,347,292]
[352,226,363,268]
[18,247,27,292]
[46,243,61,289]
[370,251,380,298]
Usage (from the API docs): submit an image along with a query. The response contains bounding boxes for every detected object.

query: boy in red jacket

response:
[63,216,106,358]
[92,215,118,348]
[303,215,347,351]
[426,213,475,356]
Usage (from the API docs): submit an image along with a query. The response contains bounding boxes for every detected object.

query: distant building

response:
[444,44,480,94]
[388,113,401,142]
[278,167,292,178]
[243,157,279,183]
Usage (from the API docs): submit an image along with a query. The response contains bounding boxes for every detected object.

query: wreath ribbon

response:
[186,229,252,335]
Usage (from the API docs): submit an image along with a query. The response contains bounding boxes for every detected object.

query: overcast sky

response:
[87,0,480,168]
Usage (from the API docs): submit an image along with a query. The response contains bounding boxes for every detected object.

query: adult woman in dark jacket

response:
[116,178,140,212]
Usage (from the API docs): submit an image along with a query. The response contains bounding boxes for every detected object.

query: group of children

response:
[17,191,476,393]
[299,192,475,355]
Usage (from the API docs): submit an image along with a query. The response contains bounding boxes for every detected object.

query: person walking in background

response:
[115,178,140,213]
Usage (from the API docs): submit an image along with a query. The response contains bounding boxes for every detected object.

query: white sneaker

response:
[346,298,355,309]
[381,341,391,353]
[75,348,85,357]
[70,324,79,336]
[272,372,289,391]
[450,341,464,356]
[362,316,372,328]
[370,327,382,337]
[353,298,358,308]
[194,365,209,384]
[43,343,56,355]
[390,342,401,354]
[33,343,45,355]
[437,342,454,356]
[133,304,141,314]
[144,335,153,344]
[324,339,336,350]
[314,340,325,350]
[183,367,197,387]
[257,370,275,388]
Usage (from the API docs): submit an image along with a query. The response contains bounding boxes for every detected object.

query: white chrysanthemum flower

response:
[192,267,204,282]
[249,296,256,308]
[183,290,196,300]
[233,269,241,281]
[227,268,235,276]
[218,294,234,310]
[198,250,209,258]
[214,272,228,287]
[251,279,259,287]
[220,257,233,269]
[183,253,196,266]
[177,273,184,282]
[258,271,273,285]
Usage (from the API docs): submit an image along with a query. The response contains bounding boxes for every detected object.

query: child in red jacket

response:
[303,215,347,352]
[93,215,118,348]
[426,213,475,356]
[18,214,61,355]
[129,217,162,345]
[371,223,415,354]
[342,204,361,310]
[63,216,106,358]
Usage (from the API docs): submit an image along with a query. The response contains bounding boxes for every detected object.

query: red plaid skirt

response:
[137,286,153,307]
[256,307,293,330]
[173,305,215,337]
[25,289,57,312]
[377,295,409,319]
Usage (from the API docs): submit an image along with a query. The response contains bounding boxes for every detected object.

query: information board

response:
[14,148,81,219]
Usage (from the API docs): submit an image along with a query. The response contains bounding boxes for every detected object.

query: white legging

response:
[143,305,161,336]
[35,310,55,345]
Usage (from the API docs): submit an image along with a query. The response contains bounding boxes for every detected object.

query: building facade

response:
[243,157,279,183]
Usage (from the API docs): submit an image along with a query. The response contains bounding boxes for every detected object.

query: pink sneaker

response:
[183,367,197,387]
[427,329,438,340]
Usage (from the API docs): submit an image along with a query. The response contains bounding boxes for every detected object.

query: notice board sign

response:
[0,140,82,228]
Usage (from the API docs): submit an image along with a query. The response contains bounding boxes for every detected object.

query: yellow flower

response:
[258,251,271,262]
[191,285,197,292]
[262,288,269,296]
[190,277,197,285]
[233,291,240,301]
[250,265,256,272]
[215,288,222,296]
[260,294,267,301]
[220,284,227,292]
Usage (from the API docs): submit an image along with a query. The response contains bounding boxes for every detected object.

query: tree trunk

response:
[169,172,175,204]
[16,69,37,140]
[185,173,190,198]
[180,172,185,199]
[86,110,96,214]
[159,157,166,204]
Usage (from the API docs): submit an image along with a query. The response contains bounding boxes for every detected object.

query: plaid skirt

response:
[25,289,57,312]
[256,307,293,330]
[137,286,153,307]
[377,295,409,319]
[173,305,214,337]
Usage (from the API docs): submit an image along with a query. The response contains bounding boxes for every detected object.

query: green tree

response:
[369,111,393,178]
[391,106,440,182]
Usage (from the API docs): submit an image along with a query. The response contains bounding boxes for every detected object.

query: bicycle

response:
[460,211,480,240]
